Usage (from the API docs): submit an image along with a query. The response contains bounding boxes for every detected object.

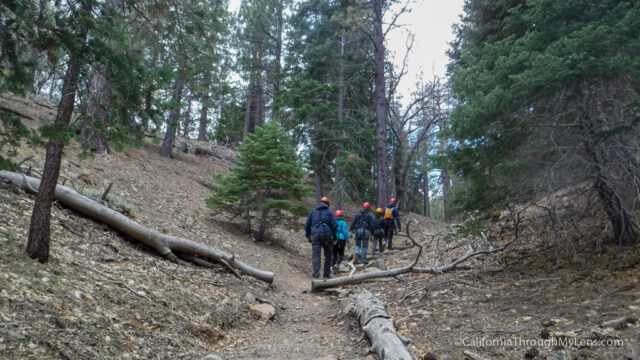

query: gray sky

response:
[386,0,465,99]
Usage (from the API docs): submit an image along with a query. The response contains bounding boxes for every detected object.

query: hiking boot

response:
[332,264,339,272]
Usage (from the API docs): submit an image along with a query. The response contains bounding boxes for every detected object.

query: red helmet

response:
[334,210,343,217]
[362,202,371,209]
[320,197,330,205]
[389,198,397,204]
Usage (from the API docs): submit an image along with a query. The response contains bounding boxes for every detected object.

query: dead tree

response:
[350,290,412,360]
[0,171,274,283]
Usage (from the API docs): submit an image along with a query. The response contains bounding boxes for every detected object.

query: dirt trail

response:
[220,247,367,359]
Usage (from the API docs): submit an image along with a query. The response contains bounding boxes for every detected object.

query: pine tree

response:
[207,122,312,241]
[447,0,640,244]
[282,0,377,204]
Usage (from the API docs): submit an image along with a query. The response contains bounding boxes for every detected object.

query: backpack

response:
[354,214,368,230]
[384,207,394,220]
[374,228,385,237]
[312,208,333,235]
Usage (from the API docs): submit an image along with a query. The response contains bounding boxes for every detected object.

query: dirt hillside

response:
[1,95,639,360]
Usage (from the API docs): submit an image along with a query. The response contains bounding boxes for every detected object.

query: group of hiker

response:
[304,197,401,279]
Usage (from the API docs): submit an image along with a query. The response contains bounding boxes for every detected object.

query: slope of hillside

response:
[0,127,374,359]
[1,95,639,360]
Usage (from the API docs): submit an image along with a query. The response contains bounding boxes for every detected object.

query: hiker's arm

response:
[305,213,312,237]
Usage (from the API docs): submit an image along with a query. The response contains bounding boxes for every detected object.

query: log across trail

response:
[351,290,413,360]
[0,171,274,283]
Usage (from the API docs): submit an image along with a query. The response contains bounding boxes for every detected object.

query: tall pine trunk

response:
[334,30,346,211]
[242,80,255,144]
[80,0,124,154]
[160,65,185,158]
[272,0,283,119]
[27,2,92,262]
[256,209,269,242]
[314,166,323,203]
[372,0,388,207]
[441,168,451,222]
[81,69,111,154]
[198,101,208,141]
[182,97,192,138]
[424,175,431,218]
[256,75,264,127]
[198,76,210,141]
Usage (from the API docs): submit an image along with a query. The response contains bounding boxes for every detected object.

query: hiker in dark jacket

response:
[371,208,386,255]
[382,198,401,250]
[349,202,374,264]
[305,197,337,279]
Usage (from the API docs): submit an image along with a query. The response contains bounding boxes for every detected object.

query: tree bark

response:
[81,68,111,154]
[372,0,389,207]
[182,97,192,138]
[27,2,92,262]
[256,75,264,127]
[4,171,274,283]
[272,0,283,114]
[595,177,637,245]
[334,30,346,211]
[197,79,210,141]
[578,96,638,245]
[256,209,269,242]
[351,291,412,360]
[160,64,185,158]
[314,166,323,204]
[80,0,125,154]
[424,174,431,218]
[242,80,255,144]
[441,168,451,222]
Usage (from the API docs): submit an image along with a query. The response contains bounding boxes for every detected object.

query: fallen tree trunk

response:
[351,290,412,360]
[410,237,519,274]
[0,171,274,283]
[311,220,421,291]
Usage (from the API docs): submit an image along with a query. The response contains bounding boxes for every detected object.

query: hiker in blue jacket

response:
[349,202,374,264]
[331,210,349,273]
[305,197,337,279]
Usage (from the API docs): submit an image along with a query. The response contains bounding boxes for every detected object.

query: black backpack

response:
[354,214,368,230]
[312,219,331,234]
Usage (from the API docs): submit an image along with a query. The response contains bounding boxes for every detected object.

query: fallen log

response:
[410,237,519,274]
[351,290,412,360]
[311,220,421,291]
[0,171,274,283]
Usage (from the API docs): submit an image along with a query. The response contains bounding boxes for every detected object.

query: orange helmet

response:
[320,197,330,205]
[362,202,371,209]
[376,208,383,214]
[334,210,343,217]
[389,198,397,204]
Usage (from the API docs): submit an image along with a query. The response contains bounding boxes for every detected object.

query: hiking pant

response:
[371,235,384,255]
[384,224,395,250]
[354,229,370,263]
[355,237,369,264]
[332,240,345,267]
[312,233,333,279]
